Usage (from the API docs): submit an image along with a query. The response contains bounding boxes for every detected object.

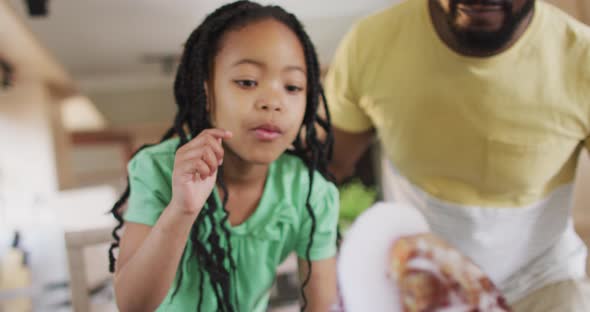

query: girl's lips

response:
[252,126,282,141]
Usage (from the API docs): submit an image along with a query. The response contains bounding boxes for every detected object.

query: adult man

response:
[326,0,590,310]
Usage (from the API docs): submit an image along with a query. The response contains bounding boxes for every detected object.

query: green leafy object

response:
[338,179,377,223]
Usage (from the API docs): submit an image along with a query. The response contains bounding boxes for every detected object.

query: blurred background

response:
[0,0,588,311]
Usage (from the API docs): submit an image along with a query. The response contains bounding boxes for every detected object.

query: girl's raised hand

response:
[170,129,233,216]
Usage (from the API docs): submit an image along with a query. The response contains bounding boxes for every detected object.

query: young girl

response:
[107,1,339,311]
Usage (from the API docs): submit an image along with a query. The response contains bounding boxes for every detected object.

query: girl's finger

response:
[184,129,232,150]
[201,147,219,176]
[185,159,211,178]
[202,135,224,161]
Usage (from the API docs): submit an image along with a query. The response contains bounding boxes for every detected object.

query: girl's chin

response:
[229,150,283,166]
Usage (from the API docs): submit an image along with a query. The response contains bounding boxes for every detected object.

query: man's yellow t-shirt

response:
[326,0,590,208]
[326,0,590,303]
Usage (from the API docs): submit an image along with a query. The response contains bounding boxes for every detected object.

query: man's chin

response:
[451,21,514,51]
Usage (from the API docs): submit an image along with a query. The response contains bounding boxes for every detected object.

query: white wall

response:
[0,81,73,309]
[0,82,61,196]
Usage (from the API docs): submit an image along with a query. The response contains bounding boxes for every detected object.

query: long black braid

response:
[108,1,334,311]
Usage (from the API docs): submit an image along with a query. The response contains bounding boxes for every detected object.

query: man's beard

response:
[446,0,535,52]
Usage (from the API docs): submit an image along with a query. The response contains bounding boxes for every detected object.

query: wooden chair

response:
[64,226,116,312]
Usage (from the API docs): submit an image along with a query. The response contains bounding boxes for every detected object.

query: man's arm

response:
[329,127,375,184]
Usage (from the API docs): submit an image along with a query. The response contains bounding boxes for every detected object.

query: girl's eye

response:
[234,80,258,88]
[286,85,303,93]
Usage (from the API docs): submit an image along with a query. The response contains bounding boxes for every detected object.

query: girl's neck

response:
[220,148,269,188]
[217,149,270,226]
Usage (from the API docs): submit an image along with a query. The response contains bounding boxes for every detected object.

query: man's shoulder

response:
[343,0,420,69]
[540,2,590,90]
[354,0,417,38]
[540,1,590,44]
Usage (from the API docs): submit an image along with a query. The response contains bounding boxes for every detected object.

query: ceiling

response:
[0,0,75,96]
[8,0,397,86]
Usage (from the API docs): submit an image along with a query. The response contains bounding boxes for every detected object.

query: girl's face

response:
[208,18,308,165]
